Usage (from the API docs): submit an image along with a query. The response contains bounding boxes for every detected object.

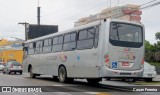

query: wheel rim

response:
[30,68,33,77]
[60,70,65,81]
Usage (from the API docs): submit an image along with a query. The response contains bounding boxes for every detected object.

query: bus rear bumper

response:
[100,66,143,78]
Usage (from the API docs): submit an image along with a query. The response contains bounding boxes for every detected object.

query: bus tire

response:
[30,66,36,78]
[3,71,5,74]
[20,72,22,75]
[58,66,67,83]
[87,78,102,84]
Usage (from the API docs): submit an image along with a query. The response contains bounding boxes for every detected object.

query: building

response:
[0,50,23,63]
[0,38,24,64]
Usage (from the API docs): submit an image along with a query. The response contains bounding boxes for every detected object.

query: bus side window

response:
[28,42,35,55]
[63,32,77,51]
[24,44,28,55]
[52,35,63,52]
[77,28,94,50]
[94,26,99,48]
[35,41,42,54]
[43,38,52,53]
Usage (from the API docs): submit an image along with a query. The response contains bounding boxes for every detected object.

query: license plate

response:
[13,66,20,69]
[122,62,129,66]
[120,73,131,75]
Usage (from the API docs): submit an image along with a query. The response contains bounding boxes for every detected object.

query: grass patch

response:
[130,81,160,85]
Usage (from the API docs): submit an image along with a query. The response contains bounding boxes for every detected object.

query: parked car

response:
[0,64,5,71]
[142,62,157,82]
[3,61,23,74]
[106,62,157,82]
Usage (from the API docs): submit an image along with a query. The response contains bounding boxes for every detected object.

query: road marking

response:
[96,92,112,95]
[85,92,111,95]
[85,92,100,94]
[53,84,64,86]
[56,92,72,95]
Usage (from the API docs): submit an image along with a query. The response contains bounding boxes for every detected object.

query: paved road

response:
[0,72,159,95]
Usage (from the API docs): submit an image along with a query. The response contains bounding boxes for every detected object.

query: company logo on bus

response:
[59,54,67,62]
[119,52,135,60]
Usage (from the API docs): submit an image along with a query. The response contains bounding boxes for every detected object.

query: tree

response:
[155,32,160,40]
[145,40,156,52]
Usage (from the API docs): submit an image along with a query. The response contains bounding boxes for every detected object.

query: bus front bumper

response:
[100,66,143,78]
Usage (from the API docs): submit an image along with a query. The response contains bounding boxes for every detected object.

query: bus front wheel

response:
[30,67,36,78]
[58,66,67,83]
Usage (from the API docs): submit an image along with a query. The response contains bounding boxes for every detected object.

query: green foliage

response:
[145,40,155,52]
[155,32,160,40]
[155,51,160,62]
[145,51,155,62]
[145,40,160,62]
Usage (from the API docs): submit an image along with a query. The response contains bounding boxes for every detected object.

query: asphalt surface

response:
[0,72,159,95]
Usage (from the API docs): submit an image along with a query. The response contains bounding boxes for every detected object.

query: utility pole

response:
[18,22,29,41]
[37,0,41,25]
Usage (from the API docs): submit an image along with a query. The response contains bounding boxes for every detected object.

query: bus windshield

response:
[109,22,143,48]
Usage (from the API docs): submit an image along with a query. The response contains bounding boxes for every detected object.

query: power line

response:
[41,0,92,17]
[54,0,112,24]
[140,0,158,7]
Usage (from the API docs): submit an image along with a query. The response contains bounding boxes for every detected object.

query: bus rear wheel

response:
[87,78,102,84]
[30,67,36,78]
[58,66,67,83]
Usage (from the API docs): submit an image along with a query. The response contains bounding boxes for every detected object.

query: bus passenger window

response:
[28,43,35,55]
[88,28,94,38]
[43,38,52,53]
[52,36,63,52]
[77,28,94,50]
[79,30,87,40]
[24,44,28,55]
[63,32,76,51]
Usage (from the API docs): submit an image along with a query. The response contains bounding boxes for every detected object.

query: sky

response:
[0,0,160,43]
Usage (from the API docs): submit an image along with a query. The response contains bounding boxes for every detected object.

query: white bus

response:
[23,19,144,83]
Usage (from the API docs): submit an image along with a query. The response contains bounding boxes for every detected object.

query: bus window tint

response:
[53,37,58,45]
[88,28,94,38]
[77,28,94,49]
[35,41,40,54]
[52,36,63,52]
[43,39,52,53]
[24,44,28,55]
[58,36,63,44]
[71,33,76,41]
[64,34,70,43]
[28,43,35,55]
[63,32,76,51]
[79,30,87,40]
[110,22,143,48]
[44,39,49,46]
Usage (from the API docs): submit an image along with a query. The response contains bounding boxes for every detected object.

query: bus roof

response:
[25,20,101,43]
[25,19,143,43]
